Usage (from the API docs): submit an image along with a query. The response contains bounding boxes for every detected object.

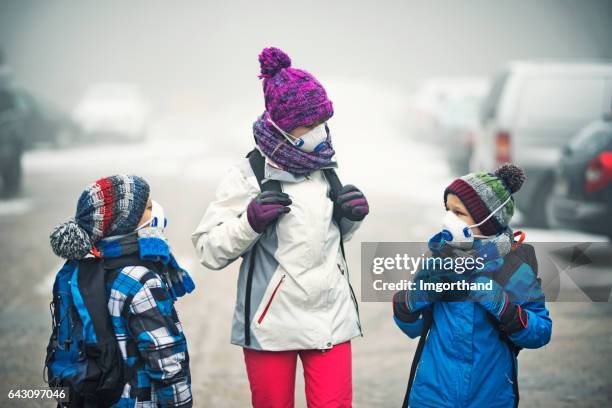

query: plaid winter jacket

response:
[106,264,192,407]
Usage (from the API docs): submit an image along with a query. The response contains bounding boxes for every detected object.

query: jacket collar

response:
[263,160,338,184]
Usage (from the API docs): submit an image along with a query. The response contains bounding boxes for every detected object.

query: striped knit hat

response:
[50,175,150,259]
[444,164,526,236]
[258,47,334,132]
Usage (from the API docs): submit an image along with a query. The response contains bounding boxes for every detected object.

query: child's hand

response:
[392,291,421,323]
[405,269,441,312]
[468,276,508,318]
[469,276,529,333]
[333,185,369,221]
[247,191,292,233]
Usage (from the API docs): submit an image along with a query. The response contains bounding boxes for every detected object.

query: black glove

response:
[392,291,421,323]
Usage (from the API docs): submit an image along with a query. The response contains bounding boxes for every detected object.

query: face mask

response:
[138,200,167,231]
[441,195,512,248]
[267,114,329,153]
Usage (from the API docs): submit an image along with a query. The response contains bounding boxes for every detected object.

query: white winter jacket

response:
[191,151,362,351]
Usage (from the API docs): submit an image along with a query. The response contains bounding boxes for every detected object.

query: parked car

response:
[440,93,488,175]
[551,114,612,239]
[471,61,612,227]
[73,83,149,142]
[12,88,80,148]
[405,77,489,143]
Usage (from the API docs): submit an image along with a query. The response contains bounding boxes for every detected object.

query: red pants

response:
[243,341,352,408]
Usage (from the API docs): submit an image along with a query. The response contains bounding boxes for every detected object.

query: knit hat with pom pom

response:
[258,47,333,132]
[50,175,150,259]
[444,164,526,236]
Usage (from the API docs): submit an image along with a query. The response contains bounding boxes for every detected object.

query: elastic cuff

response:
[500,303,529,334]
[497,292,510,319]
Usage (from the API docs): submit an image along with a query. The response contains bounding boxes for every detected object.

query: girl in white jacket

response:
[192,47,369,408]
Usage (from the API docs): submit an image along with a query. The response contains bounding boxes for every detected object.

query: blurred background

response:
[1,0,611,407]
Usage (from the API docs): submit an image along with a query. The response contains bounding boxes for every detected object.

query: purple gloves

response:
[247,191,292,233]
[334,185,369,222]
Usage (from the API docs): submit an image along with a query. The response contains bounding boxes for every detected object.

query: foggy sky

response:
[1,0,611,113]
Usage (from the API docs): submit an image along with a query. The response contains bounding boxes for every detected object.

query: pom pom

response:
[258,47,291,79]
[494,163,525,194]
[49,220,92,259]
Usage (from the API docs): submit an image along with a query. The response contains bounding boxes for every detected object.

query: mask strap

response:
[469,195,512,229]
[265,112,301,146]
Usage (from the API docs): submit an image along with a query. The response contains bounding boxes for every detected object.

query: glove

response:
[404,268,440,313]
[246,191,292,233]
[393,267,446,322]
[333,185,369,222]
[468,276,509,317]
[469,276,528,334]
[392,291,421,323]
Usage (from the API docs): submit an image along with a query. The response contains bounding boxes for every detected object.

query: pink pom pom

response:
[258,47,291,79]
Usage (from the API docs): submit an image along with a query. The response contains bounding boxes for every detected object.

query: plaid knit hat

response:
[50,175,150,259]
[258,47,334,132]
[444,164,526,236]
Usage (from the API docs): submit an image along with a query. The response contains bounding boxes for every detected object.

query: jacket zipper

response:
[257,275,285,324]
[338,263,363,335]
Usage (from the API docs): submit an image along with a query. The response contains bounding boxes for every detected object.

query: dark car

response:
[551,115,612,239]
[0,87,24,196]
[13,88,80,148]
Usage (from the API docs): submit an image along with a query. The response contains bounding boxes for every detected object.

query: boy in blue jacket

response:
[393,164,552,408]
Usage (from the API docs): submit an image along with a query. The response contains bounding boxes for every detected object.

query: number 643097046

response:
[7,388,67,400]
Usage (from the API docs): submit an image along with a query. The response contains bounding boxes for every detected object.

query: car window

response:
[516,76,607,128]
[569,122,612,153]
[479,71,508,123]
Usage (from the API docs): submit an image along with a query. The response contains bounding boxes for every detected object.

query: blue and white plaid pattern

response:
[107,265,192,407]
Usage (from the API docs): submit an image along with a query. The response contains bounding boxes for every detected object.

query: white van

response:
[470,61,612,227]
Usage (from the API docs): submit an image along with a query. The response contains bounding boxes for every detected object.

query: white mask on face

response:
[138,200,167,231]
[267,115,329,153]
[441,195,512,248]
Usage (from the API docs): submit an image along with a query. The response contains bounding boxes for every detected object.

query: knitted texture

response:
[258,47,333,132]
[444,164,525,235]
[50,175,150,259]
[253,114,335,175]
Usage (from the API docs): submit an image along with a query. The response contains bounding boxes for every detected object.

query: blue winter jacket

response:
[394,245,552,408]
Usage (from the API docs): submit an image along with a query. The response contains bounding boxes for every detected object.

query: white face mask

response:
[441,195,512,248]
[138,200,167,231]
[267,115,329,153]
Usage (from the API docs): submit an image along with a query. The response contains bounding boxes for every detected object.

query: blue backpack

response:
[44,257,147,407]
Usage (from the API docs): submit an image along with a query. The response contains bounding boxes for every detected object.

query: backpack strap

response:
[402,308,433,408]
[243,149,281,346]
[322,168,343,201]
[75,259,118,345]
[75,259,126,401]
[247,148,282,193]
[492,243,537,287]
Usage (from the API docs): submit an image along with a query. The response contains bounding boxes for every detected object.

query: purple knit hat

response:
[258,47,334,132]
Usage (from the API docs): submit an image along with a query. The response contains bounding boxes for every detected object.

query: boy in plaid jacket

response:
[50,175,194,407]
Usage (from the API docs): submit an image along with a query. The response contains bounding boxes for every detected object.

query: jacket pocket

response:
[257,275,285,325]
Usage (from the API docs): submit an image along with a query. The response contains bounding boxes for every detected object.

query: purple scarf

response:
[252,113,336,175]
